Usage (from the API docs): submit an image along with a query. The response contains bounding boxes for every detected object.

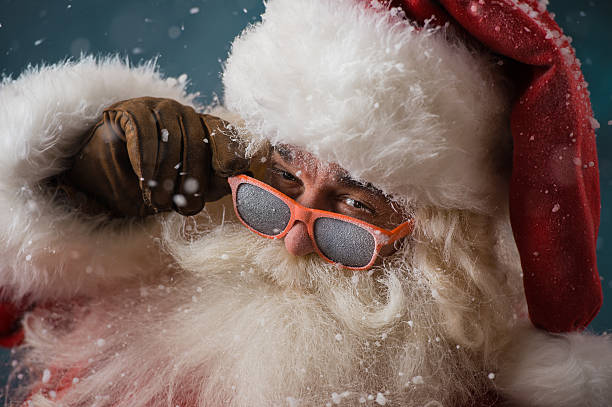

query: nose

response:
[284,221,314,257]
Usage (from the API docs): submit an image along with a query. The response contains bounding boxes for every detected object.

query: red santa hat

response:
[222,0,602,333]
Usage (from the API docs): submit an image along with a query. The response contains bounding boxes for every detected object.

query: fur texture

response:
[0,48,610,407]
[497,326,612,407]
[223,0,512,213]
[16,206,520,407]
[0,56,195,303]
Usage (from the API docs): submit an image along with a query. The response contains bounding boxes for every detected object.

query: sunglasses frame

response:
[227,174,414,270]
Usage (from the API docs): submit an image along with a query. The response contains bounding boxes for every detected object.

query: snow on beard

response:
[16,210,513,407]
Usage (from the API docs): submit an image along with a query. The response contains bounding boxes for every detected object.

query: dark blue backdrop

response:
[0,0,611,391]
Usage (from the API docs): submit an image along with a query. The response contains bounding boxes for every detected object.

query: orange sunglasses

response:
[227,174,414,270]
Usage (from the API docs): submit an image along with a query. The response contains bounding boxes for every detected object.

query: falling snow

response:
[183,178,199,194]
[96,338,106,347]
[335,333,343,341]
[161,128,169,142]
[173,194,187,207]
[189,7,200,15]
[34,38,45,46]
[42,369,51,383]
[412,375,424,384]
[552,203,560,213]
[375,393,387,405]
[488,372,496,380]
[168,26,181,39]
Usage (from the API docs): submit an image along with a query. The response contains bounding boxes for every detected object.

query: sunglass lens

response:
[235,183,291,236]
[313,217,376,268]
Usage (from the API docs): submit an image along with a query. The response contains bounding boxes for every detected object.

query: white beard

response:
[16,209,519,407]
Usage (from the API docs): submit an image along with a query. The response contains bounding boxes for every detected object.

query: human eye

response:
[340,196,375,215]
[270,167,299,182]
[268,166,301,184]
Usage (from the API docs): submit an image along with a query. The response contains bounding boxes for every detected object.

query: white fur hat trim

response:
[223,0,511,212]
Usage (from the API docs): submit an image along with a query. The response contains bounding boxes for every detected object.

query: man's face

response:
[263,145,406,260]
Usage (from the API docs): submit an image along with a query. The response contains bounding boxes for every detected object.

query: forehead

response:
[273,144,380,192]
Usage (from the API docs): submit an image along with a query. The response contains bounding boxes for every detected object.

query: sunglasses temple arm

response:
[388,219,415,241]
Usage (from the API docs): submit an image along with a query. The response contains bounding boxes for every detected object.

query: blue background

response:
[0,0,610,389]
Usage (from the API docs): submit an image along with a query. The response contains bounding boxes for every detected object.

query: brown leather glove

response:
[59,97,249,217]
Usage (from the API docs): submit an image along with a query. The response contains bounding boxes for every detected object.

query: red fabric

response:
[388,0,602,332]
[0,300,26,347]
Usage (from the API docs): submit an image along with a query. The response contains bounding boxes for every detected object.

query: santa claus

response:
[0,0,610,406]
